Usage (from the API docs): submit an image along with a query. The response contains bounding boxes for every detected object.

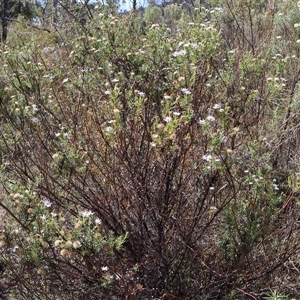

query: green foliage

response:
[219,166,282,264]
[143,6,162,24]
[6,17,59,48]
[264,290,289,300]
[164,4,182,21]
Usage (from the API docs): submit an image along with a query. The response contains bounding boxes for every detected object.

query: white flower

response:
[40,215,47,220]
[43,199,52,207]
[173,112,181,116]
[12,245,19,252]
[105,127,113,132]
[164,116,172,123]
[62,78,69,84]
[184,43,198,49]
[164,95,171,99]
[181,88,192,95]
[95,218,102,225]
[206,115,215,122]
[64,133,70,140]
[198,119,206,125]
[202,154,212,162]
[31,104,38,111]
[272,183,279,191]
[111,78,119,83]
[172,49,187,57]
[80,210,94,218]
[213,103,222,109]
[104,90,111,95]
[136,90,145,97]
[101,266,108,271]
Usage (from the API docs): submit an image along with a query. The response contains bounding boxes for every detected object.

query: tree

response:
[0,0,40,42]
[1,0,9,41]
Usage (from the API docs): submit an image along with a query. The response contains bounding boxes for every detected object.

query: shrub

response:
[0,1,300,299]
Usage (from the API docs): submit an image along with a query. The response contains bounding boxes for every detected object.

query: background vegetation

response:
[0,0,300,299]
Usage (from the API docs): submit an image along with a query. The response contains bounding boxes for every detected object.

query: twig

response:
[236,288,258,300]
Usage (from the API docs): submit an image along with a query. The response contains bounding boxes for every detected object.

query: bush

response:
[0,1,300,299]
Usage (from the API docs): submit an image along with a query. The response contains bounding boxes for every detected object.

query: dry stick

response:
[56,0,92,26]
[236,288,258,300]
[247,1,255,55]
[273,65,300,167]
[83,0,93,20]
[0,201,30,232]
[160,293,185,300]
[225,0,254,54]
[282,66,300,132]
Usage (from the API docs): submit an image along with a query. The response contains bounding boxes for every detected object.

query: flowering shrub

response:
[0,1,300,299]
